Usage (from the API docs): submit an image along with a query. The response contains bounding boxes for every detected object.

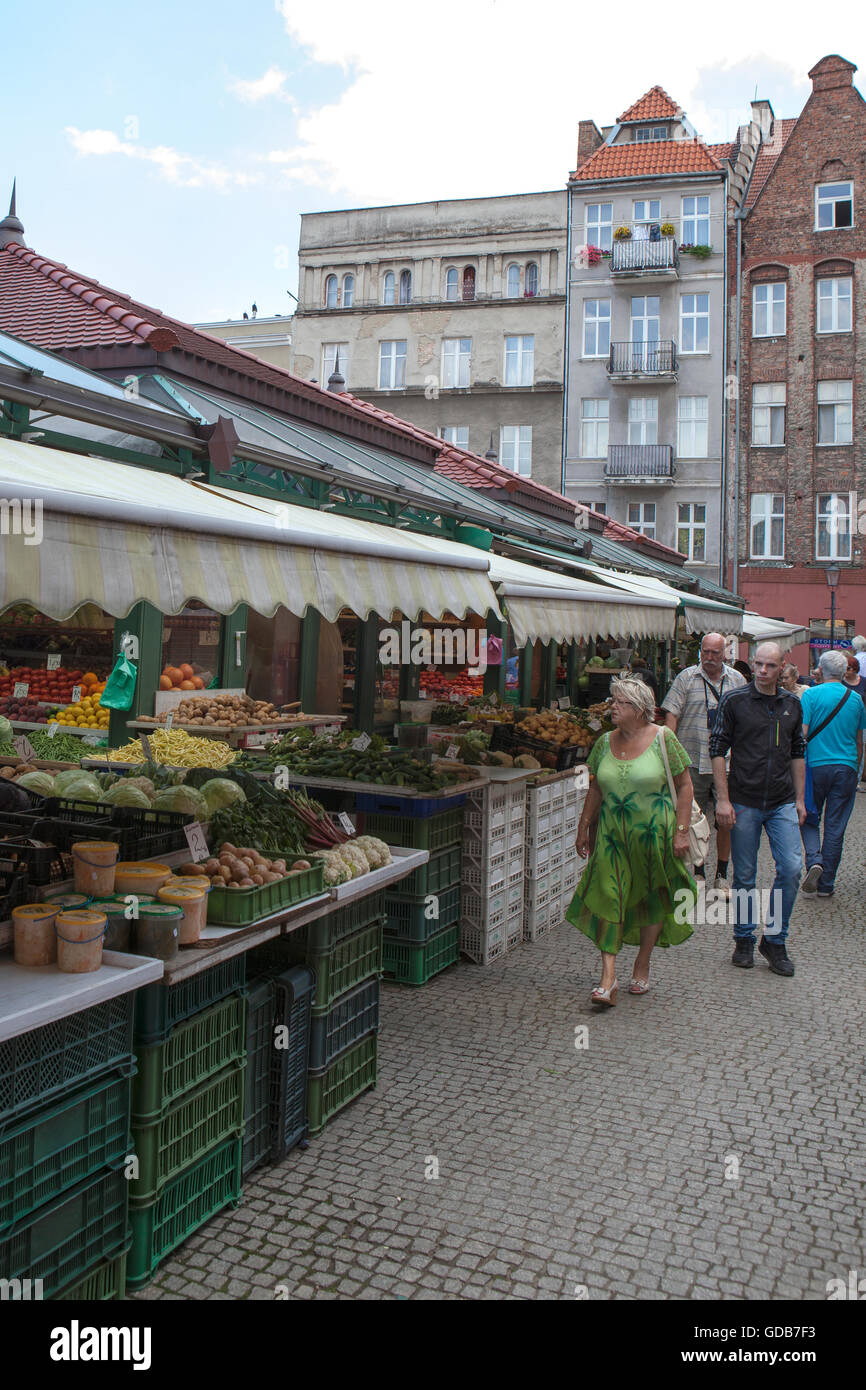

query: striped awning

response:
[0,440,500,624]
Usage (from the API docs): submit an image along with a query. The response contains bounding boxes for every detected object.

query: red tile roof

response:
[744,118,799,209]
[618,86,679,123]
[705,140,737,164]
[571,138,722,182]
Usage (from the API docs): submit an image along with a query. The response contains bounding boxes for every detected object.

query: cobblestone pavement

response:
[134,799,866,1301]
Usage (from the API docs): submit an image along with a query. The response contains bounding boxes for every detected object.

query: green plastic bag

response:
[100,650,138,710]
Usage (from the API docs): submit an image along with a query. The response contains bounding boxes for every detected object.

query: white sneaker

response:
[801,864,822,895]
[713,876,731,897]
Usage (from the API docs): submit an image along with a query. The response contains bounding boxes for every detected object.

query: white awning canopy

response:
[741,613,809,651]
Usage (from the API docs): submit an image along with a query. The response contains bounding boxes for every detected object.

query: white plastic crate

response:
[507,860,524,891]
[529,781,554,811]
[524,898,551,942]
[523,876,550,913]
[464,787,507,834]
[525,841,551,879]
[549,848,563,874]
[549,786,566,813]
[526,810,552,846]
[548,864,563,896]
[563,860,578,889]
[461,920,505,965]
[462,847,506,892]
[505,910,523,952]
[462,885,507,923]
[507,822,525,854]
[507,880,523,916]
[462,819,506,854]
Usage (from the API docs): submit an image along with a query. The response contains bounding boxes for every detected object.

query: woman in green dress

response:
[567,676,696,1006]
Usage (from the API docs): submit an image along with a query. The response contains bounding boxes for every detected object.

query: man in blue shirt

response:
[800,648,866,898]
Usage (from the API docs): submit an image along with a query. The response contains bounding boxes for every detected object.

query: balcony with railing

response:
[605,444,675,483]
[608,340,677,380]
[611,236,678,276]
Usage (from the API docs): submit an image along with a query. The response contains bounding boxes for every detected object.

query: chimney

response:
[0,180,25,249]
[575,120,603,170]
[750,99,775,140]
[808,54,857,93]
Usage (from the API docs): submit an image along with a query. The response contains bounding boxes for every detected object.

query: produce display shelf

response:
[159,893,333,984]
[0,952,164,1045]
[246,772,487,799]
[9,721,105,736]
[329,846,429,901]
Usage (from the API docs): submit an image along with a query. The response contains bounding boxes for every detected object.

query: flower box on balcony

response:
[660,222,676,237]
[679,244,712,259]
[613,226,632,241]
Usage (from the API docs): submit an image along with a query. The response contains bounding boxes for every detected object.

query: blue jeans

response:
[800,764,858,892]
[730,802,802,944]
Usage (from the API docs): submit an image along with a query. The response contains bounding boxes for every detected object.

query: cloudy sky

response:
[3,2,860,322]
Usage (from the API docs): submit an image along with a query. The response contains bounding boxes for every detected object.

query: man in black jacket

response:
[709,642,806,977]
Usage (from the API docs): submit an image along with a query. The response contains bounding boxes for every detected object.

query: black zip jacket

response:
[708,681,805,810]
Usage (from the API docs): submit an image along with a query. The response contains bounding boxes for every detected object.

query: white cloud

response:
[64,127,264,191]
[228,65,295,106]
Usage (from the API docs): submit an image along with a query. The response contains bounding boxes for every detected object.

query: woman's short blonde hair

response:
[609,675,656,722]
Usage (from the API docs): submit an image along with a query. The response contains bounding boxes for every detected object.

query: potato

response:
[292,859,311,870]
[271,860,287,873]
[204,859,221,875]
[251,873,264,886]
[239,876,254,887]
[227,882,241,890]
[177,862,200,876]
[218,865,232,882]
[221,843,237,855]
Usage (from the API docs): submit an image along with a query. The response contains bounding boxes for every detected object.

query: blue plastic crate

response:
[355,791,467,818]
[270,966,315,1162]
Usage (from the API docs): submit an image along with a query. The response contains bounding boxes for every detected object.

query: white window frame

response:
[382,271,396,306]
[680,293,710,354]
[751,384,786,447]
[635,126,668,141]
[627,397,658,445]
[633,199,661,239]
[504,334,535,386]
[444,268,459,302]
[816,276,852,333]
[439,426,470,449]
[321,342,349,383]
[816,492,853,560]
[342,274,354,308]
[677,502,707,561]
[324,274,338,309]
[815,181,853,231]
[750,493,785,560]
[525,262,539,297]
[681,195,710,245]
[500,425,532,477]
[579,499,606,514]
[506,263,521,298]
[817,380,853,445]
[677,397,709,457]
[752,282,786,337]
[441,337,471,389]
[627,501,656,539]
[378,339,407,390]
[583,300,611,358]
[586,202,613,251]
[580,399,609,459]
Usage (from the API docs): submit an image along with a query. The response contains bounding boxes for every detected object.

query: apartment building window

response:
[586,202,613,251]
[815,181,853,229]
[583,300,611,358]
[682,195,710,245]
[504,334,535,386]
[506,263,520,297]
[817,276,852,333]
[817,380,853,444]
[631,295,660,365]
[439,426,470,449]
[322,342,349,383]
[677,503,706,561]
[399,270,412,305]
[751,384,786,446]
[677,397,708,457]
[324,275,338,309]
[680,293,710,353]
[525,262,539,297]
[816,493,852,560]
[753,282,786,337]
[378,340,407,389]
[635,126,668,141]
[580,399,609,457]
[579,500,606,514]
[750,493,785,559]
[445,268,459,301]
[342,274,354,308]
[442,337,471,388]
[462,267,476,302]
[500,426,532,476]
[627,397,658,445]
[633,200,660,238]
[627,501,656,539]
[383,272,396,306]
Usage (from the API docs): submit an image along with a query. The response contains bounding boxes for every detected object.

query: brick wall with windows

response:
[730,54,866,657]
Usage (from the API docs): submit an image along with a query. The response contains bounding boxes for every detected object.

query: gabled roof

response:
[618,86,679,124]
[570,138,722,183]
[705,140,738,165]
[744,118,799,209]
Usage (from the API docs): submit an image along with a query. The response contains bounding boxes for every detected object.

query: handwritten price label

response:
[449,693,465,704]
[47,722,59,738]
[13,683,29,699]
[71,685,82,704]
[46,653,62,671]
[337,812,355,836]
[351,732,371,752]
[445,744,460,761]
[183,822,210,862]
[164,712,174,733]
[559,696,572,709]
[139,733,152,761]
[587,718,602,732]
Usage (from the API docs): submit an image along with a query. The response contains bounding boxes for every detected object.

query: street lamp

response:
[825,564,841,649]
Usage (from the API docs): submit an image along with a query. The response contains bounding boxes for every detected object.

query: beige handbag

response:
[656,726,711,867]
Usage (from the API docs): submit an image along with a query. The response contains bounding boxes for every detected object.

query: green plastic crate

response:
[134,956,246,1047]
[0,1070,131,1232]
[383,923,460,985]
[56,1246,129,1300]
[132,995,247,1125]
[0,1162,129,1298]
[129,1064,245,1206]
[306,921,383,1010]
[127,1138,242,1291]
[384,881,461,942]
[360,806,464,852]
[206,857,325,926]
[301,891,386,952]
[309,978,380,1069]
[307,1033,378,1135]
[398,845,462,897]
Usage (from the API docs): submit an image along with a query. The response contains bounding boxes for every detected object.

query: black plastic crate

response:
[0,834,67,888]
[489,724,581,771]
[309,977,380,1071]
[270,966,315,1162]
[0,995,135,1126]
[243,978,276,1179]
[0,860,29,917]
[134,956,247,1047]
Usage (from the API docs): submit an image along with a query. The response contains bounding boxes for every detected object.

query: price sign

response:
[587,718,602,732]
[351,731,371,752]
[139,733,152,761]
[71,685,83,704]
[337,812,355,837]
[489,692,499,706]
[46,653,62,671]
[445,743,460,761]
[13,682,29,699]
[322,724,340,736]
[449,692,464,704]
[183,821,210,862]
[559,696,572,709]
[47,722,59,738]
[418,691,427,700]
[13,735,35,761]
[164,712,174,733]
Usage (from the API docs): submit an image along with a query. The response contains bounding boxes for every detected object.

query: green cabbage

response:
[100,782,152,809]
[200,778,246,818]
[0,716,12,743]
[16,771,55,796]
[151,785,208,818]
[124,776,156,800]
[54,768,101,798]
[58,776,101,801]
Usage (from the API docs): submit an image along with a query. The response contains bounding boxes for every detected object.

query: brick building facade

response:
[728,55,866,669]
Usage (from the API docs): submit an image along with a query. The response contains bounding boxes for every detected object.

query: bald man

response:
[710,642,806,977]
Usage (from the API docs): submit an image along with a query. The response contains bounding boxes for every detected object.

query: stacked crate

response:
[524,772,587,941]
[125,959,247,1290]
[460,780,527,963]
[0,994,136,1299]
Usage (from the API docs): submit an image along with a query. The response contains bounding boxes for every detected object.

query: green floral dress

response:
[566,728,696,954]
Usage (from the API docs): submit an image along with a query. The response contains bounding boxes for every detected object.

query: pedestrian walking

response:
[780,663,809,699]
[710,642,806,978]
[799,649,866,898]
[661,633,746,896]
[569,676,695,1008]
[852,633,866,679]
[843,652,866,702]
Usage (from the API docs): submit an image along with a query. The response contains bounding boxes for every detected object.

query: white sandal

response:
[628,978,650,995]
[590,978,618,1007]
